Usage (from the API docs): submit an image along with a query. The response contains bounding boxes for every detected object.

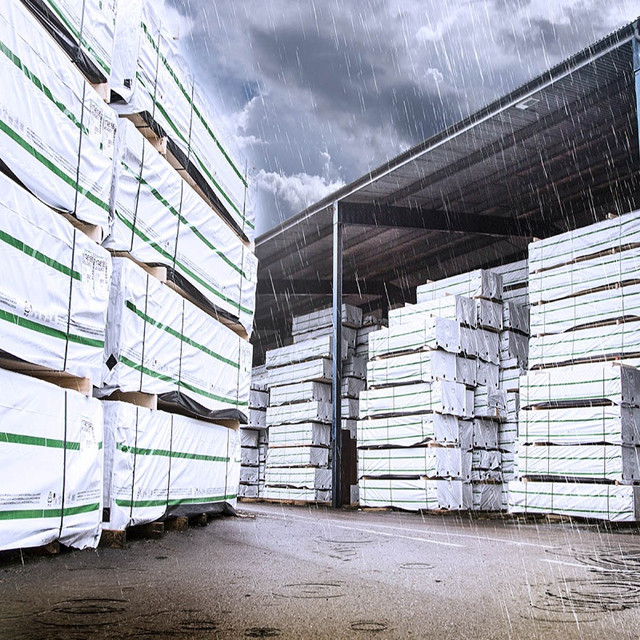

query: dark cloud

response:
[165,0,639,233]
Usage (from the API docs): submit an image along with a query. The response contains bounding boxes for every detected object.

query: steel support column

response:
[634,23,640,158]
[331,201,343,509]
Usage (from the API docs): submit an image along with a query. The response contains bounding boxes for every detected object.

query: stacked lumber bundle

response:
[262,305,364,503]
[510,211,640,521]
[0,1,254,550]
[359,269,529,511]
[239,367,269,498]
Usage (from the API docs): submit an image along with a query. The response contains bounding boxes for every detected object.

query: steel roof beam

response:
[339,202,546,237]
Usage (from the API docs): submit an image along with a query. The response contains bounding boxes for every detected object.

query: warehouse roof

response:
[254,19,640,358]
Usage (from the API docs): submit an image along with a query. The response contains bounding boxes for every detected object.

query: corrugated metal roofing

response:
[254,20,640,359]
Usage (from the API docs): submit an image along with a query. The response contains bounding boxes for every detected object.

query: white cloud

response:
[255,170,345,213]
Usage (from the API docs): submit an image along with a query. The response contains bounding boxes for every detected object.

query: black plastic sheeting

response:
[159,391,248,425]
[21,0,107,84]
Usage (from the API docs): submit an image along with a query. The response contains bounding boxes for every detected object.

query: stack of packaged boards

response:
[0,2,254,548]
[490,260,530,507]
[510,210,640,521]
[0,2,117,551]
[262,305,365,503]
[96,1,255,530]
[103,402,241,530]
[109,2,254,243]
[358,269,528,511]
[239,366,270,498]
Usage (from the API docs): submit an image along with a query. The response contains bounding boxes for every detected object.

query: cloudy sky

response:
[164,0,639,235]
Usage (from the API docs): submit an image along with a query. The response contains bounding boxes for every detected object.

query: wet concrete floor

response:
[1,503,640,638]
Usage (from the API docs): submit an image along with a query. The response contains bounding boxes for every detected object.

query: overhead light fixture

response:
[515,97,540,110]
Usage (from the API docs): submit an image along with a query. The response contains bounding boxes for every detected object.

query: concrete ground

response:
[1,504,640,639]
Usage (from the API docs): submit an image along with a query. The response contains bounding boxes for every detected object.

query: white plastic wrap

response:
[0,369,103,551]
[102,401,171,530]
[502,301,530,334]
[23,0,118,82]
[249,389,269,410]
[101,259,252,421]
[472,419,499,449]
[475,328,500,365]
[343,355,366,380]
[417,270,502,302]
[471,450,502,482]
[530,284,640,337]
[519,405,640,446]
[293,326,357,349]
[367,350,476,388]
[360,381,474,419]
[266,446,329,468]
[261,486,331,502]
[264,467,331,490]
[491,260,528,289]
[358,446,471,480]
[520,363,640,408]
[499,367,525,392]
[240,447,258,467]
[499,331,528,369]
[269,381,331,407]
[476,299,503,331]
[291,304,362,334]
[168,416,240,516]
[251,364,269,391]
[528,209,640,274]
[269,423,331,448]
[108,119,257,333]
[0,173,111,381]
[369,317,463,359]
[342,376,366,398]
[508,480,640,522]
[472,483,503,511]
[499,423,518,449]
[247,409,266,429]
[359,477,472,511]
[474,385,507,420]
[0,2,117,234]
[529,246,640,306]
[111,4,252,239]
[389,295,476,329]
[357,414,473,449]
[341,397,359,419]
[517,444,640,482]
[238,484,259,498]
[266,335,347,368]
[266,358,332,387]
[266,400,332,426]
[240,428,260,448]
[475,361,497,389]
[240,466,259,485]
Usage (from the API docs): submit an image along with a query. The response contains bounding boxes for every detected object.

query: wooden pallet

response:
[99,513,211,548]
[238,497,331,508]
[0,355,92,396]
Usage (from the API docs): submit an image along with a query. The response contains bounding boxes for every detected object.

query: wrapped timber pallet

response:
[100,258,252,423]
[103,401,240,530]
[258,304,363,504]
[238,368,269,499]
[359,268,522,511]
[21,0,118,83]
[0,369,103,551]
[0,172,111,381]
[0,2,117,238]
[108,118,257,334]
[110,2,252,241]
[510,210,640,520]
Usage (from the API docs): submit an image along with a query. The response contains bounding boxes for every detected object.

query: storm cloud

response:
[165,0,639,234]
